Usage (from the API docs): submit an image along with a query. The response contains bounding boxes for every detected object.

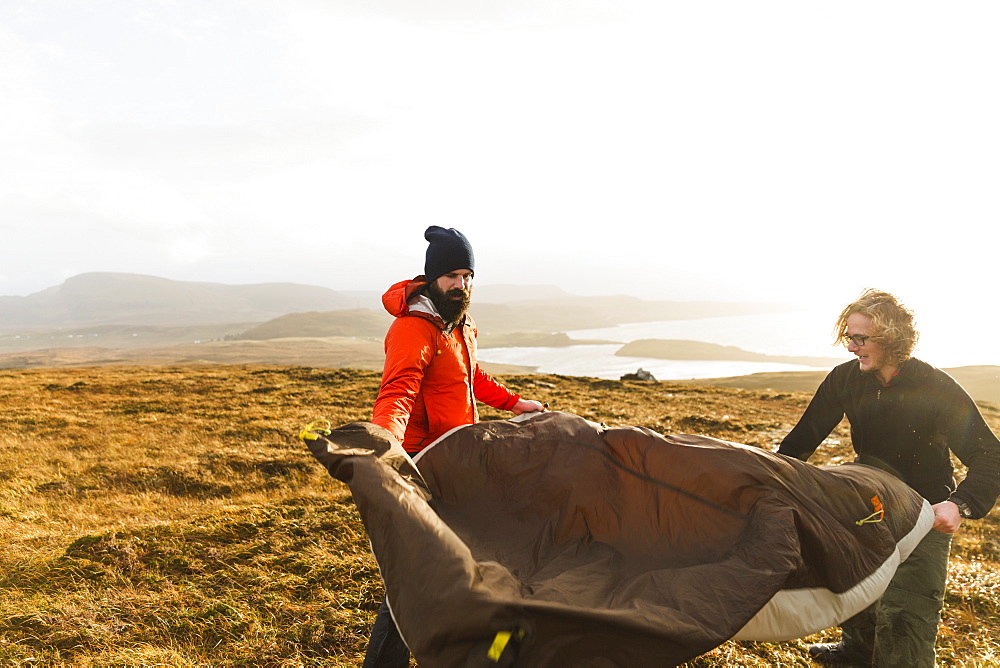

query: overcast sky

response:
[2,1,999,361]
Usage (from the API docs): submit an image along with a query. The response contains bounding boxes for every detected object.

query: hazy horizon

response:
[2,270,998,369]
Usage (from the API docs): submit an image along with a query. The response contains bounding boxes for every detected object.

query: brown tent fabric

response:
[304,411,931,667]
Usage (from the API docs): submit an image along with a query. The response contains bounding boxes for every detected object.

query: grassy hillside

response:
[0,366,998,665]
[0,339,534,377]
[0,322,259,353]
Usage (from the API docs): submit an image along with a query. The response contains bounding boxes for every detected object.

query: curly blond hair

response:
[834,289,919,366]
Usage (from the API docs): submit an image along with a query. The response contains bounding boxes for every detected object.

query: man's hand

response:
[931,500,963,533]
[511,399,546,415]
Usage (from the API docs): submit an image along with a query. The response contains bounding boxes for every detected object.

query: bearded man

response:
[364,225,543,668]
[372,225,543,454]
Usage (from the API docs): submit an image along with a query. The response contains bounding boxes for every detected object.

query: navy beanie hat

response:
[423,226,475,284]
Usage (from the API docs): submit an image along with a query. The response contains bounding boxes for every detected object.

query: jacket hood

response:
[382,277,428,318]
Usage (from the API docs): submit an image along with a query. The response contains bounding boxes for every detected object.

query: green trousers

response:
[841,528,952,667]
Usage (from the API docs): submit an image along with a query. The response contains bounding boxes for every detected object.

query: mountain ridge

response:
[0,272,791,332]
[0,272,793,344]
[0,272,363,327]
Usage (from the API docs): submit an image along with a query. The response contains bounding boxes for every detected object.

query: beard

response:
[426,280,471,325]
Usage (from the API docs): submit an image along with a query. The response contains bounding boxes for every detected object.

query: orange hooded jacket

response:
[371,277,521,453]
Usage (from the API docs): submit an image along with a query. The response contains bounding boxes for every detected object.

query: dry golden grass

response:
[0,366,997,666]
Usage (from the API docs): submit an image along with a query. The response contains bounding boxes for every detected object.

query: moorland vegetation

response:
[1,365,998,666]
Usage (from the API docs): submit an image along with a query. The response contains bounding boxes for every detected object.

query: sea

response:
[476,309,990,381]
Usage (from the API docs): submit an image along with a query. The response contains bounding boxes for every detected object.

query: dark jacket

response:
[778,358,1000,518]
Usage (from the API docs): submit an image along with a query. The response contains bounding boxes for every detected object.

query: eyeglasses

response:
[841,334,873,346]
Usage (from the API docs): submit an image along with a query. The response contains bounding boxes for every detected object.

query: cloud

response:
[0,0,998,320]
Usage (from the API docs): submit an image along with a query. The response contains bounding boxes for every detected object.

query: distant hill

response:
[221,299,793,343]
[0,272,359,327]
[477,332,617,348]
[229,300,792,341]
[617,339,844,368]
[235,310,392,341]
[470,296,792,334]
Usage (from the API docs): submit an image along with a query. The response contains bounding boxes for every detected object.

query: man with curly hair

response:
[778,289,1000,667]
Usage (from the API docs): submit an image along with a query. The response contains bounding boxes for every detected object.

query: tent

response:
[303,411,932,667]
